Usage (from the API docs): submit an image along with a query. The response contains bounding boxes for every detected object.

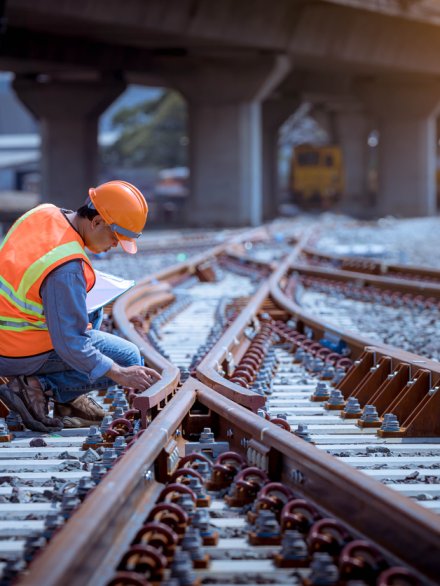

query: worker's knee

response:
[107,337,141,367]
[119,340,142,367]
[89,330,142,367]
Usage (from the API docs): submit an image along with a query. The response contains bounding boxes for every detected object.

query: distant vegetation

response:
[104,90,188,169]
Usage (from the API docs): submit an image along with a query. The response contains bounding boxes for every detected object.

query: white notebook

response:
[86,270,135,313]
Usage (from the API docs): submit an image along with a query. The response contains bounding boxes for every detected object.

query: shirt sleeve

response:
[40,260,114,381]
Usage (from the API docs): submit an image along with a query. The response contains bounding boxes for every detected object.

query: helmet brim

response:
[116,234,137,254]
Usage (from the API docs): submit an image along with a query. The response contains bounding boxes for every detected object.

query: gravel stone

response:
[79,448,101,464]
[29,438,47,447]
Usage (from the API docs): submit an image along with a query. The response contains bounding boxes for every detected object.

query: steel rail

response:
[289,261,440,297]
[114,225,440,435]
[271,251,440,437]
[112,281,180,426]
[196,245,440,439]
[195,228,321,410]
[196,244,440,418]
[301,245,440,283]
[194,380,440,585]
[17,227,288,585]
[195,275,270,412]
[112,229,287,424]
[17,228,440,585]
[112,227,277,425]
[21,378,439,585]
[271,251,440,364]
[18,386,197,586]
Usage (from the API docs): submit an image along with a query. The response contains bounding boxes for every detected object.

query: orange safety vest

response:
[0,204,96,358]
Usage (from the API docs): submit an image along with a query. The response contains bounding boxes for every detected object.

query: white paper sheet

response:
[86,270,135,313]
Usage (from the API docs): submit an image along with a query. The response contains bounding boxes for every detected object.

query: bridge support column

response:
[334,106,371,216]
[262,98,299,221]
[13,76,126,209]
[173,56,290,227]
[361,80,440,217]
[188,100,263,226]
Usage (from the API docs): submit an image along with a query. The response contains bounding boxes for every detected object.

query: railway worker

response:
[0,180,161,432]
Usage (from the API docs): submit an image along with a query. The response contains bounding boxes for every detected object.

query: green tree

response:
[105,90,188,168]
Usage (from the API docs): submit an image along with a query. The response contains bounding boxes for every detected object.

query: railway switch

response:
[1,227,437,586]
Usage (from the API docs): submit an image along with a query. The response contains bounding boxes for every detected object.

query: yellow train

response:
[290,144,344,208]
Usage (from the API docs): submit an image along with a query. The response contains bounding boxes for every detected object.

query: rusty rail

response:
[271,251,440,436]
[194,380,440,584]
[195,254,303,412]
[194,230,312,410]
[272,251,440,359]
[112,227,277,424]
[113,282,180,426]
[19,386,196,586]
[194,230,316,410]
[22,226,440,584]
[23,377,439,585]
[290,261,440,297]
[302,245,440,283]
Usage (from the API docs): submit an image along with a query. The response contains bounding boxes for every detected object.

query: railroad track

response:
[0,223,439,586]
[282,261,440,360]
[299,246,440,285]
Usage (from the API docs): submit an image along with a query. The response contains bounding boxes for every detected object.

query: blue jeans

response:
[35,329,142,403]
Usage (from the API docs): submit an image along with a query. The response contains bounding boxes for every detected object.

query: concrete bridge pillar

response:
[187,100,262,226]
[262,97,299,221]
[334,105,371,216]
[171,56,290,227]
[13,76,126,210]
[361,80,440,217]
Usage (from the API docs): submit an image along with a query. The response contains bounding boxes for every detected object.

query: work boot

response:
[54,394,106,428]
[0,380,52,433]
[16,376,63,430]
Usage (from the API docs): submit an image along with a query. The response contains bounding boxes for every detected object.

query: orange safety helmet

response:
[88,180,148,254]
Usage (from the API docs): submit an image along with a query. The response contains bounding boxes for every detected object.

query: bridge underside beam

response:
[6,1,440,76]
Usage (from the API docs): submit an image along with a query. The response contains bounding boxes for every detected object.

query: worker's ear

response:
[90,215,105,230]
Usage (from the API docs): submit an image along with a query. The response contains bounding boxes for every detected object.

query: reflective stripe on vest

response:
[19,241,87,309]
[0,241,87,321]
[0,275,43,316]
[0,318,48,331]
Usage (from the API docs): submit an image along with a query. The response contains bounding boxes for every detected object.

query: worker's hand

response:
[106,364,162,390]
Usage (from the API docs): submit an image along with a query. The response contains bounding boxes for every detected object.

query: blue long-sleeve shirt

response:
[0,260,113,379]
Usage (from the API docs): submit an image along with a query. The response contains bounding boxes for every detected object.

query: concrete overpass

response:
[2,0,440,225]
